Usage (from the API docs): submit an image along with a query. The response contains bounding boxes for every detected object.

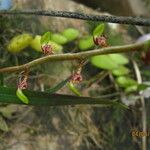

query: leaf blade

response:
[0,86,128,109]
[46,77,70,93]
[40,31,52,45]
[93,23,105,37]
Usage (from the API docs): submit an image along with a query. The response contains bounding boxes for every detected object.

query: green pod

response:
[30,35,42,52]
[30,35,63,53]
[48,41,63,53]
[16,88,29,104]
[62,28,79,42]
[79,36,94,50]
[51,33,68,45]
[7,33,33,53]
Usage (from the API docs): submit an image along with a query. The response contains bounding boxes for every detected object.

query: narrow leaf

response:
[46,77,70,93]
[0,86,127,108]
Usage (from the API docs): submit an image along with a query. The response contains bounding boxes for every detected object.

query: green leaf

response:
[67,82,81,96]
[16,88,29,104]
[109,54,129,65]
[40,32,52,45]
[93,23,105,37]
[125,85,138,93]
[137,84,149,91]
[0,115,8,132]
[0,86,127,108]
[116,76,137,88]
[91,55,119,70]
[79,36,94,50]
[112,66,130,76]
[51,33,68,45]
[91,54,129,70]
[46,77,70,93]
[62,28,79,42]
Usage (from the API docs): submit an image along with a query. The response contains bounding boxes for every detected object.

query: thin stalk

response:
[132,60,147,150]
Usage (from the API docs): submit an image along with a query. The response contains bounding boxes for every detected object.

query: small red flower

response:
[93,35,107,47]
[70,68,82,84]
[41,44,53,55]
[17,71,28,90]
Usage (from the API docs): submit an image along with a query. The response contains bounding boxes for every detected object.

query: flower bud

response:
[93,35,107,47]
[41,44,53,55]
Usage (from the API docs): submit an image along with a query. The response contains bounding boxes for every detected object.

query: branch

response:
[1,10,150,26]
[0,41,149,73]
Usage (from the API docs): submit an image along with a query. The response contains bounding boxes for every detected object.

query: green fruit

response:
[7,33,33,53]
[16,88,29,104]
[30,35,63,53]
[79,36,94,50]
[62,28,79,42]
[48,41,63,53]
[51,34,68,45]
[30,35,42,52]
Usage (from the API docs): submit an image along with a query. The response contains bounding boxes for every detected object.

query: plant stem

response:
[0,41,149,73]
[132,60,147,150]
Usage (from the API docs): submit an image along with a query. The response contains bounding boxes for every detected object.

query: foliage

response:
[61,28,79,42]
[79,36,94,50]
[0,14,150,150]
